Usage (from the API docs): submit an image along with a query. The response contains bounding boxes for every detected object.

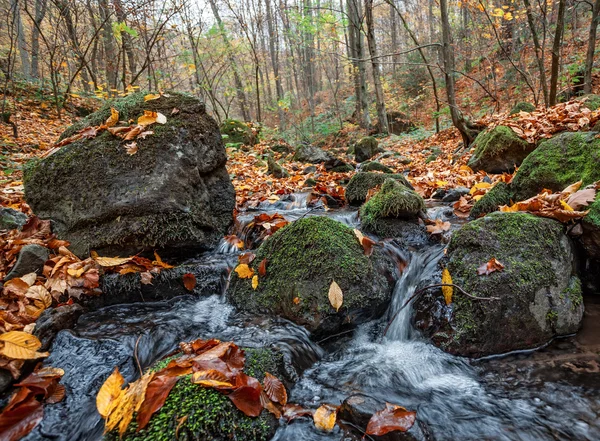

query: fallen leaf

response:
[138,111,167,126]
[124,142,138,155]
[441,268,453,305]
[426,219,451,235]
[328,281,343,312]
[140,272,153,285]
[91,252,134,267]
[235,264,254,279]
[258,259,268,277]
[0,332,48,360]
[182,273,196,291]
[96,368,125,418]
[477,257,505,275]
[105,108,119,128]
[252,275,259,290]
[313,403,337,432]
[144,93,161,101]
[152,252,174,269]
[263,372,287,405]
[365,402,417,436]
[566,188,597,210]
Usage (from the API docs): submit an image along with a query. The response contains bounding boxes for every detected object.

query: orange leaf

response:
[366,402,416,436]
[136,375,178,430]
[313,404,338,432]
[258,259,268,277]
[477,258,505,276]
[263,372,287,405]
[182,273,196,291]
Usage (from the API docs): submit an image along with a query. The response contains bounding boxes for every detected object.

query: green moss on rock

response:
[229,216,394,336]
[354,136,379,163]
[470,182,512,218]
[220,119,256,145]
[468,126,534,174]
[582,94,600,111]
[111,348,280,441]
[360,179,424,229]
[509,102,535,115]
[345,172,412,206]
[362,162,393,174]
[330,163,354,173]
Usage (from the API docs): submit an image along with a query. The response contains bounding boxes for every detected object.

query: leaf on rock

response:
[426,219,451,235]
[0,396,43,441]
[91,252,134,267]
[252,275,259,290]
[137,111,167,126]
[96,368,125,418]
[140,272,153,285]
[313,404,338,432]
[328,281,343,312]
[182,273,196,291]
[441,269,453,305]
[124,142,138,155]
[136,375,178,430]
[263,372,287,405]
[235,264,254,279]
[258,259,268,277]
[191,369,234,389]
[0,332,48,360]
[227,374,263,417]
[105,108,119,128]
[477,257,505,276]
[365,402,416,436]
[282,403,314,421]
[144,93,161,101]
[566,188,597,211]
[152,252,174,269]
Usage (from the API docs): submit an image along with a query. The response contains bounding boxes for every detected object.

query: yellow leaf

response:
[105,372,154,436]
[436,180,448,187]
[105,108,119,128]
[353,229,364,244]
[313,404,337,432]
[144,93,161,101]
[97,368,125,418]
[0,332,48,360]
[442,268,453,305]
[560,200,573,211]
[25,285,52,308]
[138,110,167,126]
[252,275,259,290]
[470,182,491,195]
[235,264,254,279]
[153,251,174,269]
[91,251,134,267]
[328,281,343,312]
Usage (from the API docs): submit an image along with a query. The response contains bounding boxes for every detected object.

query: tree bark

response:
[30,0,47,79]
[365,0,387,133]
[584,0,600,93]
[98,0,117,93]
[523,0,549,106]
[265,0,285,127]
[347,0,370,128]
[549,0,565,106]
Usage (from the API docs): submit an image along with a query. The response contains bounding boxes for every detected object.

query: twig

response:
[383,283,500,337]
[134,335,143,376]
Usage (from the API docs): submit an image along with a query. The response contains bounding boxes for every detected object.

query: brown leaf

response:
[140,272,153,285]
[227,373,263,417]
[136,375,179,430]
[566,187,597,211]
[0,396,43,441]
[328,281,343,312]
[182,273,196,291]
[426,219,451,235]
[238,252,256,265]
[263,372,287,405]
[258,259,268,277]
[124,142,138,155]
[365,402,416,436]
[282,403,314,421]
[477,258,505,276]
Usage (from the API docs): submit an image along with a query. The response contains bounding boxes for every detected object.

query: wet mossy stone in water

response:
[229,216,395,337]
[24,92,235,258]
[469,181,512,219]
[354,136,379,163]
[467,126,535,174]
[345,172,412,206]
[509,102,535,115]
[360,179,424,224]
[361,161,393,174]
[111,348,282,441]
[413,212,584,358]
[220,118,256,145]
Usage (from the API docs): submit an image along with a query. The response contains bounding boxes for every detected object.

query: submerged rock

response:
[220,118,257,145]
[354,136,379,163]
[229,217,395,337]
[346,172,412,206]
[468,126,535,174]
[24,92,235,258]
[414,212,584,358]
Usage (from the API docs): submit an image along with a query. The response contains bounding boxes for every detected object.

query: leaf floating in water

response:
[313,403,338,432]
[366,402,416,436]
[477,257,505,276]
[441,268,453,305]
[328,281,343,312]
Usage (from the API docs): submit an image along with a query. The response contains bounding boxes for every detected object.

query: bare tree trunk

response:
[389,0,398,73]
[584,0,600,93]
[347,0,370,128]
[14,0,31,79]
[523,0,549,106]
[365,0,387,133]
[114,0,136,86]
[30,0,47,79]
[549,0,566,105]
[98,0,117,93]
[265,0,285,127]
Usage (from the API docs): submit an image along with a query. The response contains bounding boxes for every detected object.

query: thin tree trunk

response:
[549,0,566,105]
[14,1,31,79]
[265,0,285,127]
[98,0,117,93]
[365,0,387,133]
[30,0,47,79]
[114,0,136,86]
[347,0,370,128]
[584,0,600,93]
[523,0,549,106]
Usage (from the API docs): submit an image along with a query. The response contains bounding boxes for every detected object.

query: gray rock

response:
[293,144,332,163]
[0,207,27,231]
[24,92,235,258]
[5,244,50,280]
[468,126,535,174]
[34,304,85,350]
[302,165,317,174]
[354,136,379,163]
[267,155,289,178]
[0,370,13,395]
[442,187,470,202]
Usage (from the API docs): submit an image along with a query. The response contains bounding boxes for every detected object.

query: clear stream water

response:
[23,195,600,441]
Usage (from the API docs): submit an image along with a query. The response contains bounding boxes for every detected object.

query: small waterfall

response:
[384,245,445,341]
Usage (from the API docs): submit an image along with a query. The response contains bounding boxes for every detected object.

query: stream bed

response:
[22,196,600,441]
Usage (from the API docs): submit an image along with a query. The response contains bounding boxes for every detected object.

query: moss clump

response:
[509,102,535,115]
[112,348,280,441]
[330,163,354,173]
[360,179,424,227]
[587,199,600,228]
[562,277,583,310]
[220,119,256,145]
[345,172,412,206]
[470,182,512,218]
[354,136,379,162]
[582,94,600,111]
[229,216,392,335]
[468,126,533,173]
[362,161,393,174]
[267,156,289,178]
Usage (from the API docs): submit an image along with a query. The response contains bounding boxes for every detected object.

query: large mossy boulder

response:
[354,136,379,163]
[468,126,535,174]
[219,118,257,145]
[112,348,283,441]
[509,102,535,115]
[360,178,424,225]
[361,161,393,174]
[24,92,235,258]
[346,172,412,206]
[229,217,395,337]
[414,212,584,358]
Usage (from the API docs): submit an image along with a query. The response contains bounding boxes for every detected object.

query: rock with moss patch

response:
[509,102,535,115]
[582,94,600,111]
[354,136,379,163]
[330,163,354,173]
[292,144,331,164]
[469,182,512,218]
[360,179,424,227]
[0,207,27,231]
[361,161,393,174]
[228,217,395,337]
[345,172,412,206]
[468,126,535,174]
[220,119,257,145]
[267,156,289,178]
[111,348,283,441]
[24,92,235,258]
[414,212,584,358]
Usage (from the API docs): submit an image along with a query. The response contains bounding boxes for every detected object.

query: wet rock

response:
[24,93,235,258]
[469,182,512,219]
[468,126,535,174]
[441,187,470,202]
[34,304,84,350]
[267,155,290,178]
[354,136,379,163]
[362,161,393,174]
[0,369,13,395]
[365,219,429,247]
[509,102,535,115]
[302,165,317,174]
[229,216,395,337]
[0,207,27,231]
[414,212,584,358]
[338,394,425,441]
[304,178,317,187]
[293,144,331,163]
[220,118,257,145]
[88,259,229,310]
[346,172,413,206]
[5,244,49,280]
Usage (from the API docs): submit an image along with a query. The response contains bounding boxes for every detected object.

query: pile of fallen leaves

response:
[479,99,600,144]
[0,365,65,441]
[500,181,598,222]
[97,337,416,437]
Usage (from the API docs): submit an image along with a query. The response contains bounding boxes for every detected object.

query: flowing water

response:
[23,194,600,441]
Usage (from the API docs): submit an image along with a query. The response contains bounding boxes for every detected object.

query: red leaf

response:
[263,372,287,405]
[258,259,268,277]
[477,257,505,276]
[136,375,179,430]
[182,273,196,291]
[282,403,314,421]
[362,236,375,256]
[366,403,416,436]
[0,396,44,441]
[238,253,256,265]
[228,373,263,417]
